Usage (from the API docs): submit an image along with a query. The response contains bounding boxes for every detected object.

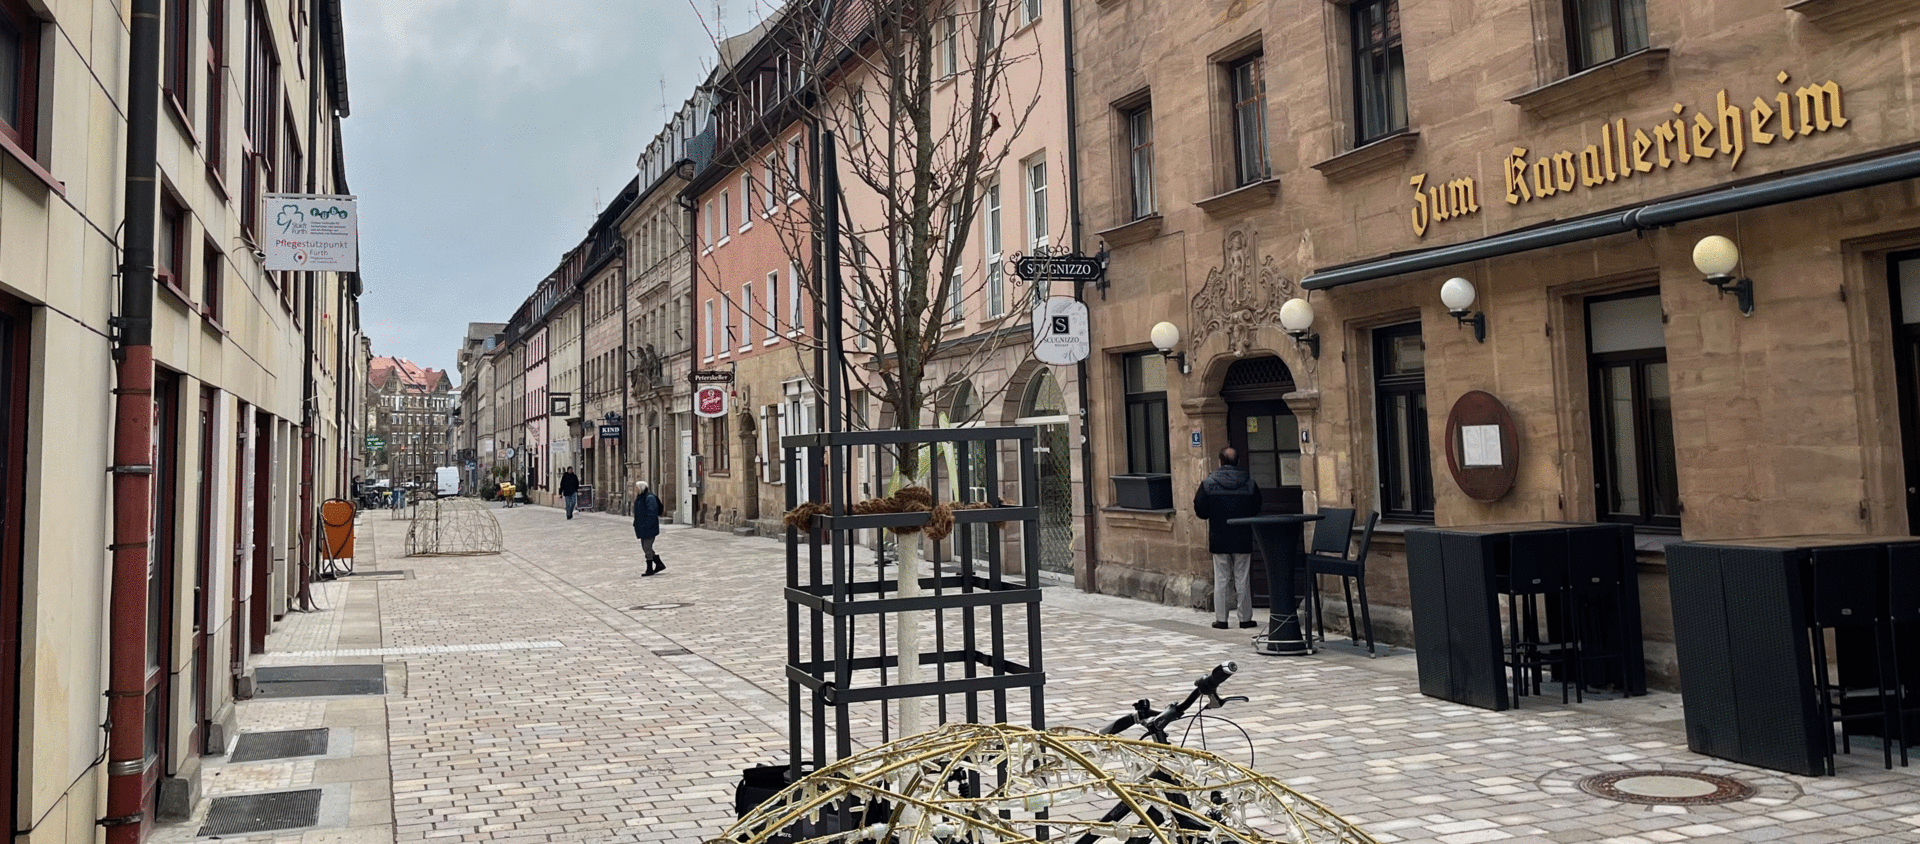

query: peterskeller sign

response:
[1406,73,1849,238]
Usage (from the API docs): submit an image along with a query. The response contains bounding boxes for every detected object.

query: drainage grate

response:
[230,728,329,763]
[652,648,694,657]
[629,602,691,611]
[1578,771,1755,806]
[254,664,386,699]
[197,789,323,836]
[344,569,409,578]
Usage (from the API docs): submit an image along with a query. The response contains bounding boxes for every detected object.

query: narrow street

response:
[154,504,1920,844]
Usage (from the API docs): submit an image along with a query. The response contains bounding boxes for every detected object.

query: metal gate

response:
[1035,423,1074,574]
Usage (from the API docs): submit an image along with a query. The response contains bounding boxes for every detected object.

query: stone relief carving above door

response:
[1190,228,1300,358]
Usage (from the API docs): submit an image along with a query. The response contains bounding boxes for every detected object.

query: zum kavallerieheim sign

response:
[1406,72,1849,238]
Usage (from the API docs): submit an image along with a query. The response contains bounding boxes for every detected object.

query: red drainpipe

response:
[105,0,161,837]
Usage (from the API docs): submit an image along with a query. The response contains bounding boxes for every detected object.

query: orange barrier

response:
[320,498,356,561]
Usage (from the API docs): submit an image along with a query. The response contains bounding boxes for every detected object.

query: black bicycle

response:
[1071,661,1253,844]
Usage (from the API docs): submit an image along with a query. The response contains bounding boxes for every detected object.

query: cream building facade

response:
[0,1,361,842]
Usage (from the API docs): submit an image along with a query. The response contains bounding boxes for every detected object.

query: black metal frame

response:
[781,424,1048,774]
[1373,323,1433,521]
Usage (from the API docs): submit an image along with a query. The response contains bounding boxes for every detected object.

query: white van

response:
[434,466,460,498]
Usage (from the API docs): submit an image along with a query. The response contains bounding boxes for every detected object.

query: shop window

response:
[1126,102,1155,219]
[1374,323,1433,520]
[1123,352,1169,474]
[0,0,42,158]
[1587,291,1677,527]
[1350,0,1407,145]
[1566,0,1649,73]
[1225,52,1269,187]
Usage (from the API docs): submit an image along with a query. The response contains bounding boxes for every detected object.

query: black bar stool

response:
[1806,546,1897,772]
[1499,531,1575,705]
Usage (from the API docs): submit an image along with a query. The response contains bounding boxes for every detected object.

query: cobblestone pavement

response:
[153,503,1920,844]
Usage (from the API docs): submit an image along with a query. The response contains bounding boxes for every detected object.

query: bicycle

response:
[1071,661,1252,844]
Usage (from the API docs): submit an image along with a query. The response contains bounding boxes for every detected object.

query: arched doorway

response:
[1018,370,1073,574]
[1221,356,1302,604]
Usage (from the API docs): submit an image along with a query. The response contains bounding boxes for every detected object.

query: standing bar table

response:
[1667,534,1920,776]
[1229,514,1324,655]
[1404,521,1643,711]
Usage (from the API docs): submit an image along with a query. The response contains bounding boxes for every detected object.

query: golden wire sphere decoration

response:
[711,723,1380,844]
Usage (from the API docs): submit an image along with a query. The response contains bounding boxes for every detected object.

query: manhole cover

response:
[1578,771,1755,805]
[629,603,690,611]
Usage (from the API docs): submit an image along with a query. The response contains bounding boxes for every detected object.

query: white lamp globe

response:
[1440,277,1477,313]
[1279,298,1315,333]
[1149,321,1180,353]
[1693,235,1740,277]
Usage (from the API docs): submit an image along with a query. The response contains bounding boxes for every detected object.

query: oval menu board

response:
[1443,390,1519,503]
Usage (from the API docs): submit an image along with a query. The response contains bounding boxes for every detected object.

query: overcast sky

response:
[342,0,763,380]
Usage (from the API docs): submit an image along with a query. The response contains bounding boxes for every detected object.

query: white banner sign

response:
[1031,296,1090,365]
[261,193,359,271]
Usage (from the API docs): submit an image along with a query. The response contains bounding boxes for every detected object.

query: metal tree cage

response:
[779,425,1049,784]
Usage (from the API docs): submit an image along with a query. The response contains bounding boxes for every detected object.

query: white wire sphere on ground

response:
[712,722,1379,844]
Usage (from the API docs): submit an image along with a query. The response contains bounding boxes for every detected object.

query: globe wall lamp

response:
[1692,235,1755,316]
[1149,321,1191,374]
[1278,297,1320,359]
[1440,277,1488,343]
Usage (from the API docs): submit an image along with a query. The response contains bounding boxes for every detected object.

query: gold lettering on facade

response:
[1410,174,1430,237]
[1750,97,1776,145]
[1506,148,1531,204]
[1716,90,1745,169]
[1411,173,1482,237]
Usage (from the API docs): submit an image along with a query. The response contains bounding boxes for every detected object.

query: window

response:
[1351,0,1407,145]
[165,0,192,116]
[789,261,804,333]
[1025,157,1048,251]
[763,155,778,212]
[708,415,730,472]
[948,266,964,323]
[761,403,783,484]
[766,270,779,340]
[203,0,225,172]
[785,137,804,197]
[1374,323,1433,520]
[0,0,42,157]
[704,200,714,246]
[1126,103,1155,219]
[1587,291,1677,527]
[719,190,731,238]
[703,299,715,358]
[1567,0,1649,72]
[242,1,279,239]
[158,196,188,297]
[985,179,1004,316]
[739,282,754,350]
[720,293,733,355]
[202,239,223,323]
[1123,352,1170,474]
[1227,53,1268,187]
[738,174,751,228]
[939,11,959,78]
[1022,0,1041,25]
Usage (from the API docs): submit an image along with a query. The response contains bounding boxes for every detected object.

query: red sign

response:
[695,384,729,418]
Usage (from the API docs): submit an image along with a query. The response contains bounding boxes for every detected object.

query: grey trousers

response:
[639,535,657,558]
[1212,552,1253,624]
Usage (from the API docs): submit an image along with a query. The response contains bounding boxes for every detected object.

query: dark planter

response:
[1110,473,1174,510]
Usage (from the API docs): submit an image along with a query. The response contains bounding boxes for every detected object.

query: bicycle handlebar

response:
[1104,662,1240,742]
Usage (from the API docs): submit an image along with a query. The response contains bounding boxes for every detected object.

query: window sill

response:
[1101,505,1176,532]
[1786,0,1920,27]
[764,335,780,345]
[1193,177,1279,217]
[1095,213,1163,249]
[1311,131,1420,183]
[200,310,227,337]
[0,133,65,196]
[158,276,192,307]
[163,93,200,148]
[1508,48,1670,121]
[738,222,752,234]
[717,236,731,248]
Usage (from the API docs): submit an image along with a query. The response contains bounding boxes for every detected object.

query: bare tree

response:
[699,0,1051,479]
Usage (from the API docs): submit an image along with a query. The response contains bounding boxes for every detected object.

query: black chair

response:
[1306,508,1380,657]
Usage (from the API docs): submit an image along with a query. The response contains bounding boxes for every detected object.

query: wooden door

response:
[191,387,216,753]
[0,295,30,835]
[148,371,181,825]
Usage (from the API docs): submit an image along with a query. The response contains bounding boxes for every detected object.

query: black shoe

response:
[1239,620,1259,629]
[1211,621,1229,629]
[642,560,659,577]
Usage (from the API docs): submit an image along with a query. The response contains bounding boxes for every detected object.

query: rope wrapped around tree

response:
[784,486,999,542]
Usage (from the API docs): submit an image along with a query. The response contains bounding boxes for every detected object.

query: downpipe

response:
[103,0,161,838]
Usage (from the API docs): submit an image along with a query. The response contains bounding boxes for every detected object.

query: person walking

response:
[633,480,666,576]
[1193,446,1263,630]
[559,468,581,519]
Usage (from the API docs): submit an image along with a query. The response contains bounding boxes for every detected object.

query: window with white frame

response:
[985,179,1004,316]
[1022,0,1041,26]
[789,261,804,334]
[940,11,959,78]
[739,282,754,350]
[1025,157,1048,251]
[720,190,732,237]
[739,174,752,228]
[1127,102,1155,219]
[720,295,733,355]
[766,270,780,340]
[763,155,779,212]
[703,201,715,247]
[703,299,716,358]
[1227,53,1269,187]
[761,403,783,484]
[948,266,965,323]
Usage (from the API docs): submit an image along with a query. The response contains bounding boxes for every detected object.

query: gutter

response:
[1301,144,1920,290]
[103,1,161,838]
[1060,0,1098,594]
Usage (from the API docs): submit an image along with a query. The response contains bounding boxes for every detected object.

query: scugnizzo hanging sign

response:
[1406,72,1848,238]
[261,193,359,271]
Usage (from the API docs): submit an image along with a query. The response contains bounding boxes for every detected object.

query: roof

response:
[369,356,451,394]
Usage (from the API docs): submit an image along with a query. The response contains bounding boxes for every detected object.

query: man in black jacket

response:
[559,468,581,519]
[1193,447,1263,629]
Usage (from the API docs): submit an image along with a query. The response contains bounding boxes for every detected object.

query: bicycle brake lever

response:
[1221,695,1249,704]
